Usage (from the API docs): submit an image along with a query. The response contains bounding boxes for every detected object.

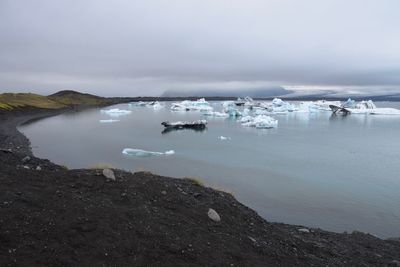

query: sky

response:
[0,0,400,96]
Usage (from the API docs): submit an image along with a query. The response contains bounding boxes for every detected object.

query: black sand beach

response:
[1,105,400,266]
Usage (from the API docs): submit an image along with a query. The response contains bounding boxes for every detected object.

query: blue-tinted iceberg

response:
[222,101,242,117]
[122,148,175,157]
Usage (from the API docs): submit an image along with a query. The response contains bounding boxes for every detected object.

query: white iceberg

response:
[240,116,253,123]
[369,108,400,115]
[129,101,148,107]
[355,100,377,110]
[218,136,231,140]
[99,119,120,123]
[203,111,230,118]
[152,101,165,110]
[101,108,132,117]
[171,98,213,112]
[122,148,175,157]
[242,115,278,129]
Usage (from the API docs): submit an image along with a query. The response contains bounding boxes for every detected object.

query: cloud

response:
[0,0,400,96]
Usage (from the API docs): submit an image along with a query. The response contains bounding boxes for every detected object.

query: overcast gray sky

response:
[1,0,399,96]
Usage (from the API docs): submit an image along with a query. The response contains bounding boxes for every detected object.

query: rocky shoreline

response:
[1,107,400,266]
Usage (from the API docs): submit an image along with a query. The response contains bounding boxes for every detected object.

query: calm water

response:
[20,101,400,238]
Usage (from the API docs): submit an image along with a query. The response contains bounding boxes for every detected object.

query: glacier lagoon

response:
[19,101,400,238]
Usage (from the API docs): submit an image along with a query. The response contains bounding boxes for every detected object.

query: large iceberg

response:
[171,98,213,112]
[241,115,278,129]
[122,148,175,157]
[100,108,132,117]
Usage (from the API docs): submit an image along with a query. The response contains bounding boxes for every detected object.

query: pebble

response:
[22,156,31,163]
[298,228,310,233]
[23,165,30,169]
[161,190,167,195]
[103,169,116,181]
[207,208,221,222]
[36,166,42,171]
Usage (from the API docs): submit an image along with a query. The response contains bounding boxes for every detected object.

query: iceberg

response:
[171,98,213,112]
[222,101,242,117]
[343,98,356,108]
[242,115,278,129]
[99,119,120,123]
[100,108,132,117]
[355,100,377,110]
[240,115,253,123]
[162,120,207,130]
[152,101,165,110]
[218,136,231,140]
[129,101,148,107]
[369,108,400,115]
[122,148,175,157]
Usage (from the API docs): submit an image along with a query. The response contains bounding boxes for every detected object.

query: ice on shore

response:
[242,115,278,129]
[99,119,120,123]
[171,98,213,112]
[122,148,175,157]
[101,108,132,117]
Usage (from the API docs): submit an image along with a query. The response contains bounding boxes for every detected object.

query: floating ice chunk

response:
[314,100,341,111]
[343,98,356,108]
[369,108,400,115]
[203,111,230,118]
[270,98,295,113]
[253,109,270,115]
[101,108,132,117]
[242,108,251,116]
[242,115,278,129]
[122,148,174,157]
[129,101,148,107]
[99,119,120,123]
[164,150,175,155]
[152,101,165,110]
[221,101,242,116]
[171,98,213,112]
[240,116,253,123]
[218,136,231,140]
[355,100,376,110]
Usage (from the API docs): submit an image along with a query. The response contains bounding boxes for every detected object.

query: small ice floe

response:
[100,108,132,117]
[240,116,253,123]
[242,115,278,129]
[369,108,400,115]
[128,101,148,107]
[122,148,175,157]
[203,111,230,118]
[171,98,213,112]
[218,136,231,140]
[99,119,120,123]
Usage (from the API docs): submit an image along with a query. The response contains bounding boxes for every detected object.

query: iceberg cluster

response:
[129,101,165,110]
[101,108,132,117]
[122,148,175,157]
[171,98,213,112]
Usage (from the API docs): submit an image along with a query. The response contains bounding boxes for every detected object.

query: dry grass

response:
[0,93,66,110]
[184,177,205,187]
[89,163,115,169]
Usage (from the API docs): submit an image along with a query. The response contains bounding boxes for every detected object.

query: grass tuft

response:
[184,177,205,187]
